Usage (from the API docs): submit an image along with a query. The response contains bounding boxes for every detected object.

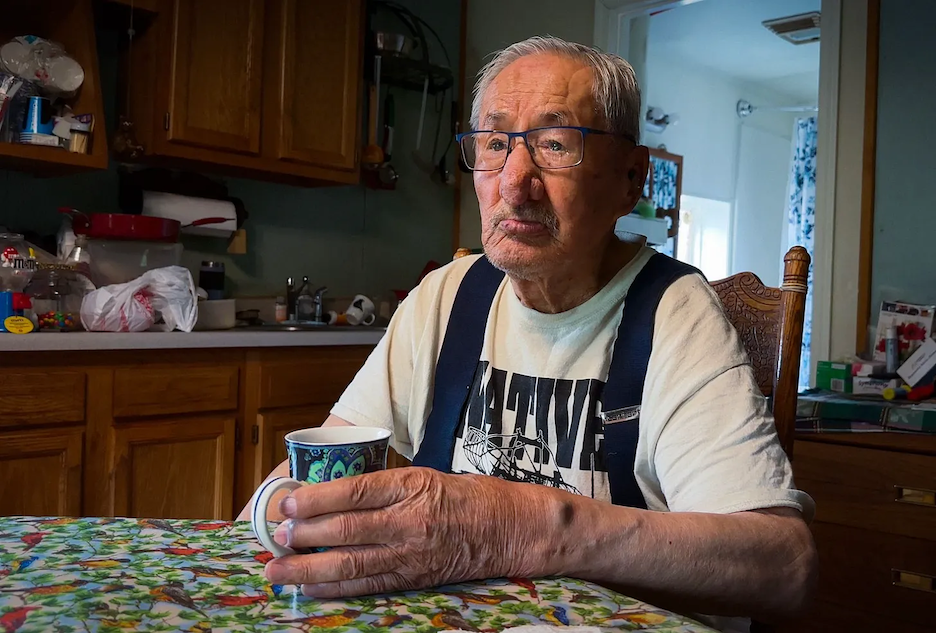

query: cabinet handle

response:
[894,486,936,507]
[892,569,935,593]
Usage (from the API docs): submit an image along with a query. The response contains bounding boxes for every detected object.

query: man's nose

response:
[499,140,545,206]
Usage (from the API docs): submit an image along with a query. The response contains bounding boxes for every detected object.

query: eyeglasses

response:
[456,126,636,172]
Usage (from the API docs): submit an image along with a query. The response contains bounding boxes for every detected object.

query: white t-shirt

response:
[332,248,814,520]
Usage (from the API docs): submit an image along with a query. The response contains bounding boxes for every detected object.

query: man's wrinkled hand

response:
[262,467,561,598]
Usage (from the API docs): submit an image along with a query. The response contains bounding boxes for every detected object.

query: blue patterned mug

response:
[250,425,391,558]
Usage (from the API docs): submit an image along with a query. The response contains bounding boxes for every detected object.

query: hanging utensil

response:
[379,93,399,186]
[362,55,384,166]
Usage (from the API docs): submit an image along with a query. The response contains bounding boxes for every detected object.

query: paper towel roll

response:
[142,191,238,238]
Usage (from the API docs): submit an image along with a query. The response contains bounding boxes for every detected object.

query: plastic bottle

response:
[885,325,900,374]
[275,296,287,323]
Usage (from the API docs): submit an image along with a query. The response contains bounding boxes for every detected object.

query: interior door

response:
[166,0,265,155]
[264,0,363,170]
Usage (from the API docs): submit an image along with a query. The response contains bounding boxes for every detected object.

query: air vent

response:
[762,11,821,45]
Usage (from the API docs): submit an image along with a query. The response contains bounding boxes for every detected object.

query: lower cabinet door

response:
[0,427,83,517]
[112,416,236,520]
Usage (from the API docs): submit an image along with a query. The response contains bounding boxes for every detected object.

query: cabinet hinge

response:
[251,425,259,445]
[163,112,170,131]
[234,424,242,450]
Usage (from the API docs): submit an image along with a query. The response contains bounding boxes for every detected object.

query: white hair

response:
[470,36,641,142]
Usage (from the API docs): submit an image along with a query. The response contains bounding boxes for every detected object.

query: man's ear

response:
[624,145,650,208]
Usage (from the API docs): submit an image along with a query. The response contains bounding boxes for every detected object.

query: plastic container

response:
[0,232,38,292]
[86,239,183,287]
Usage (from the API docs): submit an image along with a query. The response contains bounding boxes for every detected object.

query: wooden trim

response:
[810,0,842,385]
[856,0,881,354]
[453,0,468,253]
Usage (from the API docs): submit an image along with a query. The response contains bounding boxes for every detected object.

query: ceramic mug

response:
[250,425,391,558]
[345,294,376,326]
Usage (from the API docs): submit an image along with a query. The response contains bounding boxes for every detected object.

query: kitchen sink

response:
[239,323,387,333]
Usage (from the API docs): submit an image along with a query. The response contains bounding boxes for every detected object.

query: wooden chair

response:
[711,246,810,633]
[710,246,811,459]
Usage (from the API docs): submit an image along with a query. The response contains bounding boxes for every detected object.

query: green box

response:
[816,361,853,393]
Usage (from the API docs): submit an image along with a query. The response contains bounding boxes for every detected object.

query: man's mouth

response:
[498,218,551,236]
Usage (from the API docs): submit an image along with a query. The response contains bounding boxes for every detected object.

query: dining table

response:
[0,516,717,632]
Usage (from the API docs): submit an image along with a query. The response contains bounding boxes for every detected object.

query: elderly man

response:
[241,36,817,627]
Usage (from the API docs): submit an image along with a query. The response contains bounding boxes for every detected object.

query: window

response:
[676,195,731,281]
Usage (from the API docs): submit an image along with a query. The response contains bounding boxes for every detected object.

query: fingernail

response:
[281,496,297,517]
[273,521,290,546]
[302,583,327,598]
[265,560,286,583]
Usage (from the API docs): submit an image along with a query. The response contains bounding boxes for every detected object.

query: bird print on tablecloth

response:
[508,577,539,600]
[373,614,413,627]
[0,606,40,633]
[19,532,49,551]
[137,519,186,537]
[75,558,131,569]
[449,591,521,609]
[212,594,269,607]
[185,565,250,580]
[543,605,570,626]
[0,556,39,578]
[430,609,480,631]
[1,580,89,598]
[607,611,669,626]
[276,609,362,628]
[150,581,207,617]
[143,546,206,556]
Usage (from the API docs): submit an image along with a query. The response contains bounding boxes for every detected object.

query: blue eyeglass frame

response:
[455,126,638,171]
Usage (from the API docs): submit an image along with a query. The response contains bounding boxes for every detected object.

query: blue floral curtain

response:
[787,117,817,391]
[646,156,679,257]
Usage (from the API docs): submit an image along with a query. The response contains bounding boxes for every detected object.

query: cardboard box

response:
[817,362,853,393]
[897,337,936,387]
[873,301,936,363]
[852,376,902,396]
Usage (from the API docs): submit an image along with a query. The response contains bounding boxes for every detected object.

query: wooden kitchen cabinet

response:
[786,434,936,632]
[263,0,363,171]
[165,0,265,155]
[0,427,83,517]
[112,415,236,520]
[0,344,375,521]
[124,0,364,186]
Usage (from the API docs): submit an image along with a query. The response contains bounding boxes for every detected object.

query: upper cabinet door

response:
[264,0,363,171]
[166,0,265,155]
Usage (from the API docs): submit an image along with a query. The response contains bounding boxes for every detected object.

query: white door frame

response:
[596,0,843,386]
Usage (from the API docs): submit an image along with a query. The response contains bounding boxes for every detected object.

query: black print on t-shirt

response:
[454,360,607,497]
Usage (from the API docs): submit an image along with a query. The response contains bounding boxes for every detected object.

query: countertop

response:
[0,516,715,632]
[0,328,385,352]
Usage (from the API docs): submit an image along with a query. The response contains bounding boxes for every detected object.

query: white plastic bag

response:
[80,266,198,333]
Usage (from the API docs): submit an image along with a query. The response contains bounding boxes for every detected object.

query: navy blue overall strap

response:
[603,253,699,508]
[412,256,505,470]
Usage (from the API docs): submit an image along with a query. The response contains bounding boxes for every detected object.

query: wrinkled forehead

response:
[478,53,600,130]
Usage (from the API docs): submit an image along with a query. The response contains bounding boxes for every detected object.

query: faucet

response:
[312,286,328,323]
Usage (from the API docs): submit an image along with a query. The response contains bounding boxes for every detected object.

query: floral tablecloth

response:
[0,516,715,632]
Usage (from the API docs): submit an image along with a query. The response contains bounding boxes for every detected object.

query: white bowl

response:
[194,299,236,331]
